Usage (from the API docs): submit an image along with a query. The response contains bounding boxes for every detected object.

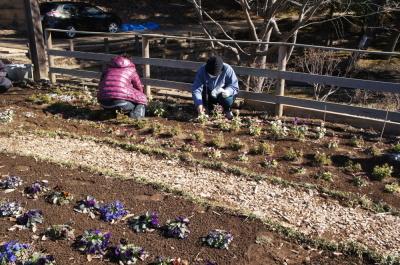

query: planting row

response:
[0,176,233,265]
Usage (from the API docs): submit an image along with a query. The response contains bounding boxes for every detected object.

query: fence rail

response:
[44,29,400,130]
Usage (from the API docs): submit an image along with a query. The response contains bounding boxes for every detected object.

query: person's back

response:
[0,61,12,93]
[98,56,147,119]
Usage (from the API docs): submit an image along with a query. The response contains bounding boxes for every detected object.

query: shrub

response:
[352,176,368,188]
[372,164,393,180]
[209,132,225,148]
[249,124,262,137]
[193,131,205,143]
[46,191,74,205]
[0,201,23,217]
[313,151,331,166]
[261,157,278,169]
[27,94,53,105]
[164,217,190,239]
[392,143,400,153]
[128,212,160,233]
[45,224,75,241]
[344,160,362,174]
[237,153,249,163]
[230,112,242,132]
[197,113,209,125]
[0,175,23,189]
[163,125,182,138]
[76,230,110,255]
[180,144,196,153]
[229,138,246,151]
[316,171,334,182]
[326,138,339,150]
[202,229,233,249]
[148,123,163,136]
[290,167,306,175]
[148,100,167,117]
[132,119,147,129]
[217,119,231,131]
[0,109,14,124]
[99,201,128,223]
[113,242,148,265]
[250,142,274,156]
[283,147,303,162]
[290,119,308,141]
[206,148,222,159]
[152,257,188,265]
[270,120,288,139]
[315,122,327,139]
[365,145,382,157]
[349,135,364,148]
[384,183,400,193]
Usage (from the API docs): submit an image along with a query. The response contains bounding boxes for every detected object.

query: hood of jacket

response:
[110,56,135,68]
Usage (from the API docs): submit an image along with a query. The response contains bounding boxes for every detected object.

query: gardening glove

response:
[211,86,224,98]
[221,88,233,98]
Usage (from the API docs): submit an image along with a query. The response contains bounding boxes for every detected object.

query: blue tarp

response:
[120,22,160,32]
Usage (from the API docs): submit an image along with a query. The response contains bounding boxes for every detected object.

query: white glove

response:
[221,88,233,98]
[211,86,224,98]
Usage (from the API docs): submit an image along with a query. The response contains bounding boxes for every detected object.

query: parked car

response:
[40,2,122,38]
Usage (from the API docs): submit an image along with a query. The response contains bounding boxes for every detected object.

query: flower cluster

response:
[25,181,49,199]
[164,217,190,239]
[270,120,288,139]
[99,201,128,223]
[0,109,14,124]
[24,252,55,265]
[113,242,148,265]
[45,224,75,241]
[202,229,233,249]
[315,122,327,139]
[0,175,23,189]
[46,191,74,205]
[152,257,189,265]
[77,229,111,256]
[128,212,160,233]
[0,201,23,217]
[74,196,100,218]
[0,241,30,264]
[16,209,44,230]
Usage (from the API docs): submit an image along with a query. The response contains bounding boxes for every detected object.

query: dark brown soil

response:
[1,87,399,212]
[0,154,368,265]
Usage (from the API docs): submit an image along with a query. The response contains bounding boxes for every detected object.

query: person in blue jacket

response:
[192,56,239,119]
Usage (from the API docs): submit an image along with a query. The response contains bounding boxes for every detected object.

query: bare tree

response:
[187,0,399,92]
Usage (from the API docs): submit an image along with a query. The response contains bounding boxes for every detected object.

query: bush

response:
[270,120,288,139]
[349,135,364,148]
[313,151,331,166]
[147,100,167,117]
[237,153,249,162]
[344,160,362,174]
[326,139,339,150]
[392,143,400,153]
[372,164,393,181]
[261,157,278,168]
[283,147,303,162]
[209,132,225,148]
[148,123,163,136]
[193,131,205,143]
[316,171,334,182]
[228,138,246,151]
[249,142,274,156]
[163,125,182,138]
[365,145,382,157]
[352,176,368,187]
[384,183,400,193]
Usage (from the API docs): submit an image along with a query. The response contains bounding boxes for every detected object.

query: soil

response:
[1,87,399,213]
[0,154,368,265]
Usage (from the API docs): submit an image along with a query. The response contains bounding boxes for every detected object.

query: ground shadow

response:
[43,102,114,121]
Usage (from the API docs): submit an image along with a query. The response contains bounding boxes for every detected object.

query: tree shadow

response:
[43,102,115,121]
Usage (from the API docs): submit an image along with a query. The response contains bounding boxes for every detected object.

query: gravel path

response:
[1,132,399,258]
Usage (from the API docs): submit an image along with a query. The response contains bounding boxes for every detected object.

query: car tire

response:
[66,25,77,39]
[108,22,119,33]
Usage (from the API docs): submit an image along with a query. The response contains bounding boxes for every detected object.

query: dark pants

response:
[0,77,12,93]
[100,99,145,119]
[202,89,235,113]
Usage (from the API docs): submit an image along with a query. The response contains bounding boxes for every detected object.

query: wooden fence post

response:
[142,36,152,99]
[69,39,74,51]
[24,0,48,81]
[135,35,140,53]
[104,38,110,53]
[45,30,56,84]
[275,45,287,117]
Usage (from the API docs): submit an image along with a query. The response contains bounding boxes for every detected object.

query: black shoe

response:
[225,111,233,120]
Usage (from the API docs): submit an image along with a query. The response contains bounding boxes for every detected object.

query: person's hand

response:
[221,89,233,98]
[211,86,224,98]
[197,105,205,114]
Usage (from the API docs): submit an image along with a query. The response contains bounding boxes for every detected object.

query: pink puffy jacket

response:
[97,56,147,105]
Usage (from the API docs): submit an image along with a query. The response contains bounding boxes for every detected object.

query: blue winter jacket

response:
[192,63,239,107]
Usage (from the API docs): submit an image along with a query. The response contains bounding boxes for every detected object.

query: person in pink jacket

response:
[97,56,147,118]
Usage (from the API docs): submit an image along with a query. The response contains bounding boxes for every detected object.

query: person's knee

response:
[0,78,12,93]
[130,104,145,119]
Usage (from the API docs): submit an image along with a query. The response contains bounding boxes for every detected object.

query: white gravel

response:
[0,132,399,258]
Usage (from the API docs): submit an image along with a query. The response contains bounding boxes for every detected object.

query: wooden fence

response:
[44,29,400,132]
